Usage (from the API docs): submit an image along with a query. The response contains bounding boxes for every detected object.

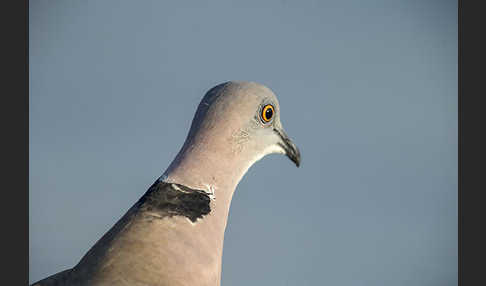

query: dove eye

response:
[261,104,274,123]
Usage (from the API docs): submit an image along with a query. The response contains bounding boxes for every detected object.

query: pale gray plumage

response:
[32,81,300,286]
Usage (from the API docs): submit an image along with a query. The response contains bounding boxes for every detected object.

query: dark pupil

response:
[265,107,273,120]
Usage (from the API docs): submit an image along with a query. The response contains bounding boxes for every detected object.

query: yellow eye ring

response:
[261,104,274,123]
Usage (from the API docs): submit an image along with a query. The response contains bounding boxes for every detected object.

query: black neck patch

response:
[137,180,211,222]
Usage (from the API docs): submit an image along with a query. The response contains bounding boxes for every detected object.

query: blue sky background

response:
[29,0,457,285]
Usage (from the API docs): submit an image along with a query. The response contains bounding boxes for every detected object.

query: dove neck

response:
[161,142,252,201]
[161,139,258,221]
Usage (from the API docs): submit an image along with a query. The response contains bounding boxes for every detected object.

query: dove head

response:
[162,81,300,192]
